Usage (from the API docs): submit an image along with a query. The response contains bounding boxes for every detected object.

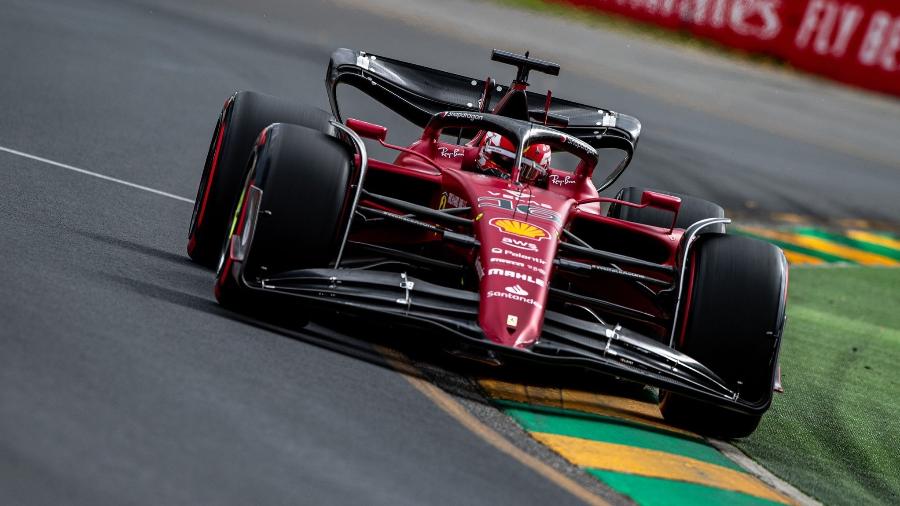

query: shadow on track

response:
[87,228,681,436]
[75,230,192,267]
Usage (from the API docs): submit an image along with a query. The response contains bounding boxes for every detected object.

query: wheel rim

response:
[216,154,257,281]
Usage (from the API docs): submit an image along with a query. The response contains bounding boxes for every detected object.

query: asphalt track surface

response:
[0,0,897,504]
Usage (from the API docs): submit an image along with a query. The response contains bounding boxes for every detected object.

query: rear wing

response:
[325,48,641,153]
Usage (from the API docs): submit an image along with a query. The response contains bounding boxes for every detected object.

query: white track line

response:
[0,146,194,204]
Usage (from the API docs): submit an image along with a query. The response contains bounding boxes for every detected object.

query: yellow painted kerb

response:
[847,230,900,251]
[479,378,698,437]
[782,250,825,265]
[376,347,611,506]
[741,226,899,266]
[532,432,795,505]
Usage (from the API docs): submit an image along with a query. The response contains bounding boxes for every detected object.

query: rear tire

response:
[215,123,353,311]
[608,186,726,233]
[188,91,335,268]
[660,234,787,438]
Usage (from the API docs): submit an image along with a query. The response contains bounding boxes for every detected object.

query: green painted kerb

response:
[590,470,785,506]
[730,228,848,263]
[498,400,740,470]
[793,227,900,259]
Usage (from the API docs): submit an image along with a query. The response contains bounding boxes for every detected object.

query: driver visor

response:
[482,144,541,174]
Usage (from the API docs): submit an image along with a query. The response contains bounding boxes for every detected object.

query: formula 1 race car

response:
[187,48,788,438]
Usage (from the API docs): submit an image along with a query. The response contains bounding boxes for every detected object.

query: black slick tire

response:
[188,91,335,268]
[660,234,788,438]
[215,123,352,311]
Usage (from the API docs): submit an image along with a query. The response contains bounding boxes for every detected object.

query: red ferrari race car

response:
[187,49,788,438]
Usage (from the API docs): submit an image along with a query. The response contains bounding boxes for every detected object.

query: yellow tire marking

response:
[376,346,611,506]
[741,226,899,265]
[479,379,697,437]
[846,230,900,251]
[532,433,795,505]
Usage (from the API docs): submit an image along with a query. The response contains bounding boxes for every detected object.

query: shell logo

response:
[490,218,549,241]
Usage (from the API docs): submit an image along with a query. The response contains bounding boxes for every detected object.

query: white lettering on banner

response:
[712,0,729,28]
[486,290,543,309]
[886,19,900,71]
[795,0,864,57]
[729,0,781,40]
[682,0,709,25]
[833,4,865,57]
[859,11,900,71]
[487,268,546,287]
[859,12,889,65]
[591,0,784,41]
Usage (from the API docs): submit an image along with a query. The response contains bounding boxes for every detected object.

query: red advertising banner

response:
[559,0,900,97]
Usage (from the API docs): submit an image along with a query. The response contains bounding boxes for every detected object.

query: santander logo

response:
[505,285,529,296]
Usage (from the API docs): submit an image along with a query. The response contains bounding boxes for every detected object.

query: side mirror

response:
[641,191,681,231]
[345,118,387,142]
[640,190,681,214]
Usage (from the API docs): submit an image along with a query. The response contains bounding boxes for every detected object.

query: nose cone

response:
[476,213,558,349]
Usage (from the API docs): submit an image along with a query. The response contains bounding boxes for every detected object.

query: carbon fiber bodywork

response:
[238,267,780,415]
[326,48,641,150]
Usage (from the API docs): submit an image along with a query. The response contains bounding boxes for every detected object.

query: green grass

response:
[737,267,900,505]
[492,0,786,68]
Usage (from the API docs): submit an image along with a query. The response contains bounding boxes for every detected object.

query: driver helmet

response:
[476,131,551,184]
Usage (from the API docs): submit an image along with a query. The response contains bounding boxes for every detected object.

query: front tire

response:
[215,123,353,311]
[188,91,335,268]
[660,234,788,438]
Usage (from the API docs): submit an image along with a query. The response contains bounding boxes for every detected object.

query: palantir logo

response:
[505,285,529,296]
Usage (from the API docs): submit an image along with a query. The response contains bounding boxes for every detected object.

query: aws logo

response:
[501,237,538,252]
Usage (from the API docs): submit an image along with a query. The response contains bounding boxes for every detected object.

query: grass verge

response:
[737,267,900,505]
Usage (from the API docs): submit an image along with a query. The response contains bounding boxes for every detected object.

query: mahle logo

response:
[487,268,545,287]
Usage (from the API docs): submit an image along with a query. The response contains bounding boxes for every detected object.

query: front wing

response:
[240,268,775,416]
